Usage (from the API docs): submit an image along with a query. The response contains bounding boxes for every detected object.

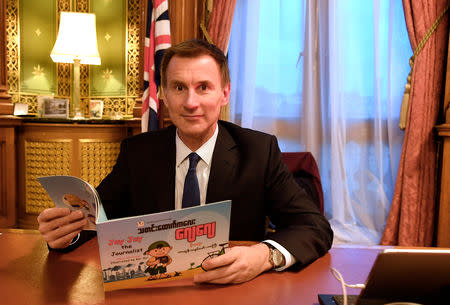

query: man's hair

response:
[160,39,230,88]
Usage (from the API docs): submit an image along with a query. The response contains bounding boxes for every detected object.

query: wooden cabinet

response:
[0,117,20,227]
[0,118,140,229]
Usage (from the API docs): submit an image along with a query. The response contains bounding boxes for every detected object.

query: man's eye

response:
[200,84,207,90]
[176,85,183,91]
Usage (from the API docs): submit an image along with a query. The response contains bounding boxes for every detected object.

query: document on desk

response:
[38,175,232,291]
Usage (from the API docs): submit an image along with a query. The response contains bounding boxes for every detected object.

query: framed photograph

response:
[89,99,104,119]
[38,96,69,119]
[37,95,52,118]
[13,103,29,116]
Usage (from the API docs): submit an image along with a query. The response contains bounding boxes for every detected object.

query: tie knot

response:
[188,152,200,169]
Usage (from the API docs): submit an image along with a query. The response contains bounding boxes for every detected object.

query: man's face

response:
[162,55,230,149]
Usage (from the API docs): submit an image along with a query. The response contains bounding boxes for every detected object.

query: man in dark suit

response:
[37,39,332,284]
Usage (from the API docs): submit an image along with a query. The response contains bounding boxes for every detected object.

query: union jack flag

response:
[142,0,171,132]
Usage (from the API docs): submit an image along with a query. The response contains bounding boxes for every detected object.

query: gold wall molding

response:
[57,0,70,12]
[24,139,72,214]
[75,0,89,13]
[56,0,72,100]
[6,0,18,96]
[125,0,140,115]
[75,0,90,116]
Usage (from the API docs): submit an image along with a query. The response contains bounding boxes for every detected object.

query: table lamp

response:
[50,12,101,119]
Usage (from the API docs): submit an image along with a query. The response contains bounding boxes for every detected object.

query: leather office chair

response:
[281,152,324,214]
[266,152,324,234]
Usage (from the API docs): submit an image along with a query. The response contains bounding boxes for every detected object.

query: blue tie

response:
[182,153,200,208]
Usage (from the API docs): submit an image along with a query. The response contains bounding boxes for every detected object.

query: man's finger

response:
[200,274,236,284]
[37,208,71,223]
[194,264,238,284]
[44,217,87,242]
[202,251,237,270]
[48,229,81,249]
[43,210,85,232]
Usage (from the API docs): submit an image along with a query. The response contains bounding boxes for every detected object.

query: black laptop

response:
[318,248,450,305]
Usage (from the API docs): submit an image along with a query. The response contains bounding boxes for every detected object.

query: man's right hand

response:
[37,208,87,249]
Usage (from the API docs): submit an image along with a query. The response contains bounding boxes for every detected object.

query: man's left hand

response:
[194,243,273,284]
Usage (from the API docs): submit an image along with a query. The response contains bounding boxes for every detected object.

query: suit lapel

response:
[206,123,238,203]
[154,126,176,212]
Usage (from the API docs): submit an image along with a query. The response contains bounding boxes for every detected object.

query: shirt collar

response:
[175,123,219,167]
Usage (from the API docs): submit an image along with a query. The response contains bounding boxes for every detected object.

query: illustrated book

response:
[38,175,232,291]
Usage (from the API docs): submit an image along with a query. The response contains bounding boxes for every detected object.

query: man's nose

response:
[184,89,199,108]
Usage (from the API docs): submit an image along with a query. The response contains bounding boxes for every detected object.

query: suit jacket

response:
[96,121,333,268]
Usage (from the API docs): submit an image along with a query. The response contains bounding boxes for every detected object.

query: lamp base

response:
[72,109,85,120]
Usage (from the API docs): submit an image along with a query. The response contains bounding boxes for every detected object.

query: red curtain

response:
[206,0,236,121]
[381,1,449,246]
[207,0,237,55]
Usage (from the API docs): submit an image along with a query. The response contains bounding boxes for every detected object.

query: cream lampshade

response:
[50,12,101,119]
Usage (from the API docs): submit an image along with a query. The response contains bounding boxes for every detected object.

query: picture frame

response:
[89,99,104,119]
[13,103,29,116]
[37,95,52,118]
[38,95,69,119]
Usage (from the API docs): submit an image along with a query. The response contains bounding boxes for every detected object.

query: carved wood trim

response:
[0,0,12,114]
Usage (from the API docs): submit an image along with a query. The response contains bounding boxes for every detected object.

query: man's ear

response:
[159,87,168,106]
[221,83,231,107]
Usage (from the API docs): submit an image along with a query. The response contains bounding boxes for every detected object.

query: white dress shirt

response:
[174,123,296,271]
[175,125,218,210]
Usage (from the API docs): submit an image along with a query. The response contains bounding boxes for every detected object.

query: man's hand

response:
[37,207,87,249]
[194,243,273,284]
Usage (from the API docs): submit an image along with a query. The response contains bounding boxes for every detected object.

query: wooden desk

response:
[0,229,387,305]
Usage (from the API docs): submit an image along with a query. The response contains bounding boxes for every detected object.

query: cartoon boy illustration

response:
[144,241,173,280]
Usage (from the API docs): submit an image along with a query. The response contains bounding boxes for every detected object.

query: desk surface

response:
[0,229,386,305]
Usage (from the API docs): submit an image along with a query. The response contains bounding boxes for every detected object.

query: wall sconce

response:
[50,12,101,119]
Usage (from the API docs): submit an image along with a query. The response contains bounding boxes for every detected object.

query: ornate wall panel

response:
[24,139,72,214]
[5,0,141,117]
[80,140,120,188]
[20,1,57,94]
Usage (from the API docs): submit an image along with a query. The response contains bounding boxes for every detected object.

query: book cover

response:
[37,175,232,291]
[97,200,231,291]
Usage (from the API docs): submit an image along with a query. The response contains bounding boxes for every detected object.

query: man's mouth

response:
[183,115,203,119]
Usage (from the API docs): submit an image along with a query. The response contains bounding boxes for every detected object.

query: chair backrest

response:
[281,152,324,214]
